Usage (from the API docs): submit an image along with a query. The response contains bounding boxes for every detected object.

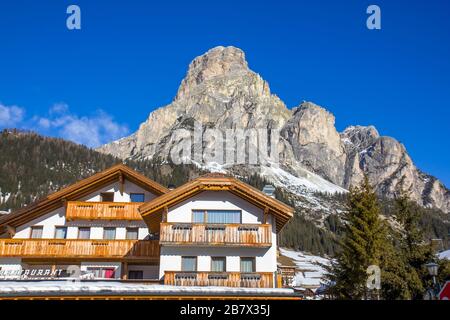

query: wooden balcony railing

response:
[160,223,272,247]
[66,201,144,221]
[164,271,274,288]
[0,239,159,259]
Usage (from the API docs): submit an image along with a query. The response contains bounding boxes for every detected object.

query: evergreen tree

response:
[392,189,433,299]
[327,176,387,299]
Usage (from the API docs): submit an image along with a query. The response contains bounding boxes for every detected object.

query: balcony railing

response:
[66,201,144,221]
[159,223,272,247]
[0,239,159,259]
[164,271,274,288]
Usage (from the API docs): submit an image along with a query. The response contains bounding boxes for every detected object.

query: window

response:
[78,227,91,239]
[130,193,145,202]
[211,257,226,272]
[30,226,43,239]
[126,227,139,240]
[240,257,255,273]
[128,270,144,280]
[192,210,241,224]
[103,227,116,240]
[100,192,114,202]
[86,267,116,279]
[192,210,205,223]
[54,226,67,239]
[181,256,197,272]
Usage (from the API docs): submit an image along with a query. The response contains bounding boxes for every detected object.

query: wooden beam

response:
[121,262,128,280]
[6,225,16,238]
[263,207,269,224]
[162,206,168,223]
[119,172,125,195]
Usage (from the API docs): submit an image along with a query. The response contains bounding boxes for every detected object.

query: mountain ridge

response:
[98,46,450,213]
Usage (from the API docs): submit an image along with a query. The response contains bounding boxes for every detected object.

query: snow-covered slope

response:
[439,250,450,260]
[279,248,330,289]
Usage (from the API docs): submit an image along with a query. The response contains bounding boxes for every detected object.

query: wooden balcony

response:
[0,239,159,260]
[66,201,144,221]
[164,271,274,288]
[159,223,272,247]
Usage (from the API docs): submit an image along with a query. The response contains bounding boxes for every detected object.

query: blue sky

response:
[0,0,449,186]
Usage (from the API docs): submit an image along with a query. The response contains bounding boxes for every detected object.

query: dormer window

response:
[30,226,43,239]
[130,193,145,202]
[100,192,114,202]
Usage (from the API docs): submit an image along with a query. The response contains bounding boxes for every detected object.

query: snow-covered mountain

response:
[98,46,450,213]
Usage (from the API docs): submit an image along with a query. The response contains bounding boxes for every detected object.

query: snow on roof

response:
[439,250,450,260]
[279,248,330,289]
[0,281,296,297]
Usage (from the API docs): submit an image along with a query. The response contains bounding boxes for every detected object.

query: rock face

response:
[100,46,291,161]
[98,46,450,213]
[341,126,450,211]
[281,102,346,185]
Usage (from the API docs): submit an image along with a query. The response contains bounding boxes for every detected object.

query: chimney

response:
[262,185,276,198]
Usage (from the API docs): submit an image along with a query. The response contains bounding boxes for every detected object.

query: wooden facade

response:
[160,223,272,246]
[66,201,144,221]
[164,271,274,288]
[0,239,159,259]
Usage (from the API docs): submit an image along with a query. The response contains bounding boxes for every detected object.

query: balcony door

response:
[103,227,116,240]
[78,227,91,239]
[192,210,241,224]
[126,227,139,240]
[54,226,67,239]
[181,256,197,272]
[211,257,226,272]
[240,257,256,273]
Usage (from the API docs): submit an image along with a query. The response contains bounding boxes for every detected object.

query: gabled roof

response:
[139,173,294,232]
[0,164,169,232]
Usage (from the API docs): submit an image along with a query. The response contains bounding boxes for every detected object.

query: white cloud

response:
[35,106,129,148]
[0,103,25,127]
[0,101,129,148]
[49,103,69,115]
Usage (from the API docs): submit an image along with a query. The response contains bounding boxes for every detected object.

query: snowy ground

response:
[260,163,346,195]
[279,248,330,289]
[439,250,450,260]
[191,159,346,195]
[0,281,295,297]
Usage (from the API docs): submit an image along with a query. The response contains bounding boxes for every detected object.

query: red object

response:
[439,281,450,300]
[104,268,115,279]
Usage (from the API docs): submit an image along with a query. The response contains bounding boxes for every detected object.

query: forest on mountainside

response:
[0,129,448,257]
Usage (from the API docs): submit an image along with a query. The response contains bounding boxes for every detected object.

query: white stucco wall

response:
[79,180,157,203]
[168,191,265,224]
[159,190,278,285]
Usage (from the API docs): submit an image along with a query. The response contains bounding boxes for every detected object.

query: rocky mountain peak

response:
[97,47,450,213]
[176,46,251,100]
